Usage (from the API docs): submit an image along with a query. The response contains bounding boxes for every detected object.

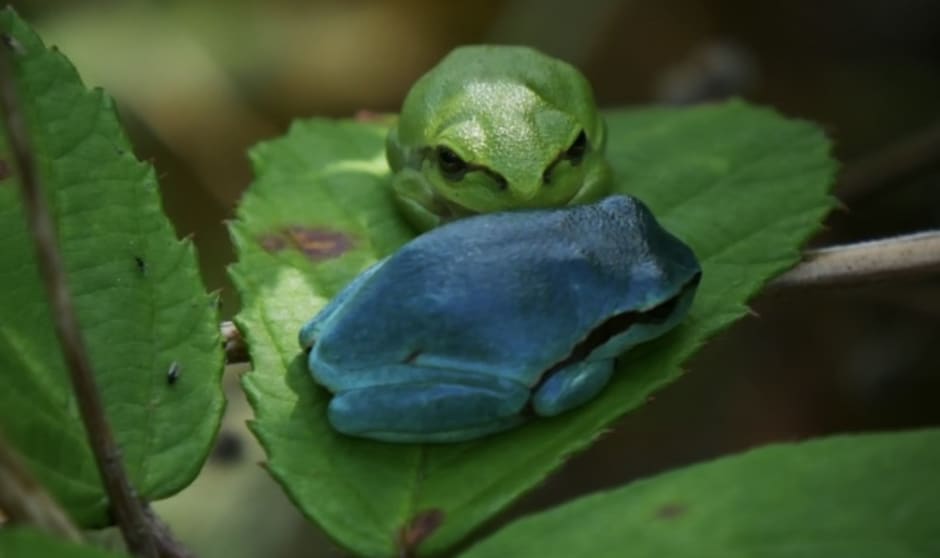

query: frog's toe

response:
[326,380,529,443]
[532,359,614,417]
[298,318,320,350]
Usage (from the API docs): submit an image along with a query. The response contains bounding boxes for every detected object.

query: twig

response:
[0,35,158,557]
[143,505,196,558]
[217,231,940,361]
[837,119,940,203]
[221,320,249,364]
[0,430,83,541]
[768,231,940,292]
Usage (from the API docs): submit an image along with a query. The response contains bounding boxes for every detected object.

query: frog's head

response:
[388,45,611,226]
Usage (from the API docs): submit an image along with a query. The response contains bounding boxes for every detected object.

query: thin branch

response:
[0,430,83,541]
[217,231,940,361]
[0,35,158,557]
[837,119,940,203]
[768,230,940,292]
[221,320,248,364]
[143,505,196,558]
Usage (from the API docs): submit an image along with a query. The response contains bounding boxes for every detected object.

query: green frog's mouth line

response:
[431,187,586,222]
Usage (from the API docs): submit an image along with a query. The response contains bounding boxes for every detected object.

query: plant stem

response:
[769,231,940,291]
[838,119,940,203]
[221,320,248,364]
[145,505,196,558]
[0,430,83,542]
[217,231,940,362]
[0,35,158,558]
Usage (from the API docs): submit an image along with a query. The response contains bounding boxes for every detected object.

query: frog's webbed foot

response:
[531,359,615,417]
[326,372,529,443]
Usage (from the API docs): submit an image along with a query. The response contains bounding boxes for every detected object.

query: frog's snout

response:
[509,181,541,202]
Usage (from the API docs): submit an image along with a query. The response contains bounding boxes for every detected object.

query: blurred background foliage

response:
[8,0,940,556]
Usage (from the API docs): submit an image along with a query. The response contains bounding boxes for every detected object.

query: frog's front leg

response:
[325,366,530,443]
[568,159,612,206]
[531,359,614,417]
[390,168,445,232]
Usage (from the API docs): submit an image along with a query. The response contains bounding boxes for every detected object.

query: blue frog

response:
[300,195,700,443]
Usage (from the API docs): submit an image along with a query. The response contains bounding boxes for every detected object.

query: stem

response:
[838,120,940,203]
[0,35,158,557]
[221,320,248,364]
[216,231,940,361]
[768,231,940,291]
[0,430,83,542]
[145,505,196,558]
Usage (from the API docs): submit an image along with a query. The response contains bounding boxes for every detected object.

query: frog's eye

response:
[564,130,588,166]
[436,146,469,180]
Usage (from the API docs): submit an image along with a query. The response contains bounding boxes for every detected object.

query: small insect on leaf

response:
[167,362,180,385]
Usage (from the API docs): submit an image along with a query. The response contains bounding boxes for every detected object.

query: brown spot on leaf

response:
[655,502,686,520]
[398,508,445,556]
[284,226,354,260]
[258,226,355,261]
[259,234,288,253]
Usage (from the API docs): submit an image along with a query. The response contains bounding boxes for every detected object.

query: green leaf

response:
[0,8,224,525]
[461,429,940,558]
[231,102,835,556]
[0,528,128,558]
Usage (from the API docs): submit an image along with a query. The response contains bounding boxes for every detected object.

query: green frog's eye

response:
[436,146,469,180]
[565,130,588,165]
